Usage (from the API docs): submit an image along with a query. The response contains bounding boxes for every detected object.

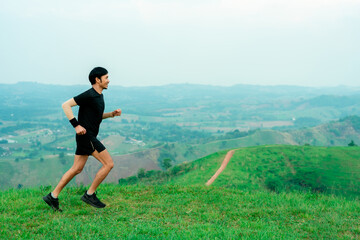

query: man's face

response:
[98,74,109,89]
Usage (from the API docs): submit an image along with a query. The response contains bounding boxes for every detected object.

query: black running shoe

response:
[43,193,62,212]
[81,191,106,208]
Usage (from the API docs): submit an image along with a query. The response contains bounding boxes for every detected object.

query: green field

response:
[1,184,359,239]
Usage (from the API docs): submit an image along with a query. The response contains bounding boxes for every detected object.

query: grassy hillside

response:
[120,145,360,199]
[1,184,359,239]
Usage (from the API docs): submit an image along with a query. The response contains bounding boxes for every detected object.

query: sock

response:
[51,192,58,199]
[87,191,94,196]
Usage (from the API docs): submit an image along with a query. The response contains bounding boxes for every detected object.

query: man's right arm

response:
[62,98,87,135]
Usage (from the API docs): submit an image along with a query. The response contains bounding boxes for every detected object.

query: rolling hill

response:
[119,145,360,199]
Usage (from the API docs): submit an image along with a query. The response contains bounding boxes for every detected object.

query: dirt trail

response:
[205,150,235,186]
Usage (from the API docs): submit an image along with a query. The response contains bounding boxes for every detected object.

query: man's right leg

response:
[52,154,89,197]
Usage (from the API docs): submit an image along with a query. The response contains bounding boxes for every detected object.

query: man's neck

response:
[92,84,103,94]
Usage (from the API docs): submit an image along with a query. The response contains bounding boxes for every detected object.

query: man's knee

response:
[72,166,84,175]
[95,150,114,170]
[103,158,114,170]
[106,161,114,170]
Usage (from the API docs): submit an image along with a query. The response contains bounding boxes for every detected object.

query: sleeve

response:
[73,89,91,106]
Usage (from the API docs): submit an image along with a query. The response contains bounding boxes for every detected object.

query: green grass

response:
[1,183,360,239]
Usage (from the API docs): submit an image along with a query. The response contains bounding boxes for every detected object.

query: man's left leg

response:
[88,149,114,193]
[81,149,114,208]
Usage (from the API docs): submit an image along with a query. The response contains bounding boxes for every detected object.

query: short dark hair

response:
[89,67,108,84]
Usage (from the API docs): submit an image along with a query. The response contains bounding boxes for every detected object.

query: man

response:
[43,67,121,211]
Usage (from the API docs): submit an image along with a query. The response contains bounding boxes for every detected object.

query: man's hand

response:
[112,109,122,117]
[75,125,87,135]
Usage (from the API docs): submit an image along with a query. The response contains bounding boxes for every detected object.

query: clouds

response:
[0,0,359,86]
[3,0,359,25]
[136,0,360,28]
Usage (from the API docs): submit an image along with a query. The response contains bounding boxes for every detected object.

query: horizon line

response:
[3,81,360,89]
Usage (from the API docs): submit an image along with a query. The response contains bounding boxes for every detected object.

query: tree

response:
[137,168,146,179]
[348,140,357,147]
[161,158,172,170]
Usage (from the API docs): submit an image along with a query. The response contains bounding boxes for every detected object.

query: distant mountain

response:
[1,82,360,125]
[289,115,360,146]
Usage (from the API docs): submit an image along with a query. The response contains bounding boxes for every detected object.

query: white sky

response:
[0,0,359,86]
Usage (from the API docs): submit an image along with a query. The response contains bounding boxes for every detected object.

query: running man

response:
[43,67,121,211]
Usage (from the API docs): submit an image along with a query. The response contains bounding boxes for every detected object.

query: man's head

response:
[89,67,109,89]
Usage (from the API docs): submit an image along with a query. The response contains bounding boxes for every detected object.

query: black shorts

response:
[75,134,106,155]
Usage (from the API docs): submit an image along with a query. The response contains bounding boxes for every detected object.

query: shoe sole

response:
[81,196,106,208]
[43,196,62,212]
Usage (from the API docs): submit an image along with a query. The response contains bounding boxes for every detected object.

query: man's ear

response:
[96,77,102,83]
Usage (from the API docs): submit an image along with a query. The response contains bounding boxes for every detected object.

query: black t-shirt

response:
[73,88,105,137]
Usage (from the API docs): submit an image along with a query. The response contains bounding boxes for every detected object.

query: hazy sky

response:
[0,0,359,87]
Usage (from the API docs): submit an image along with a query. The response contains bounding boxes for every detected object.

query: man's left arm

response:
[103,109,122,119]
